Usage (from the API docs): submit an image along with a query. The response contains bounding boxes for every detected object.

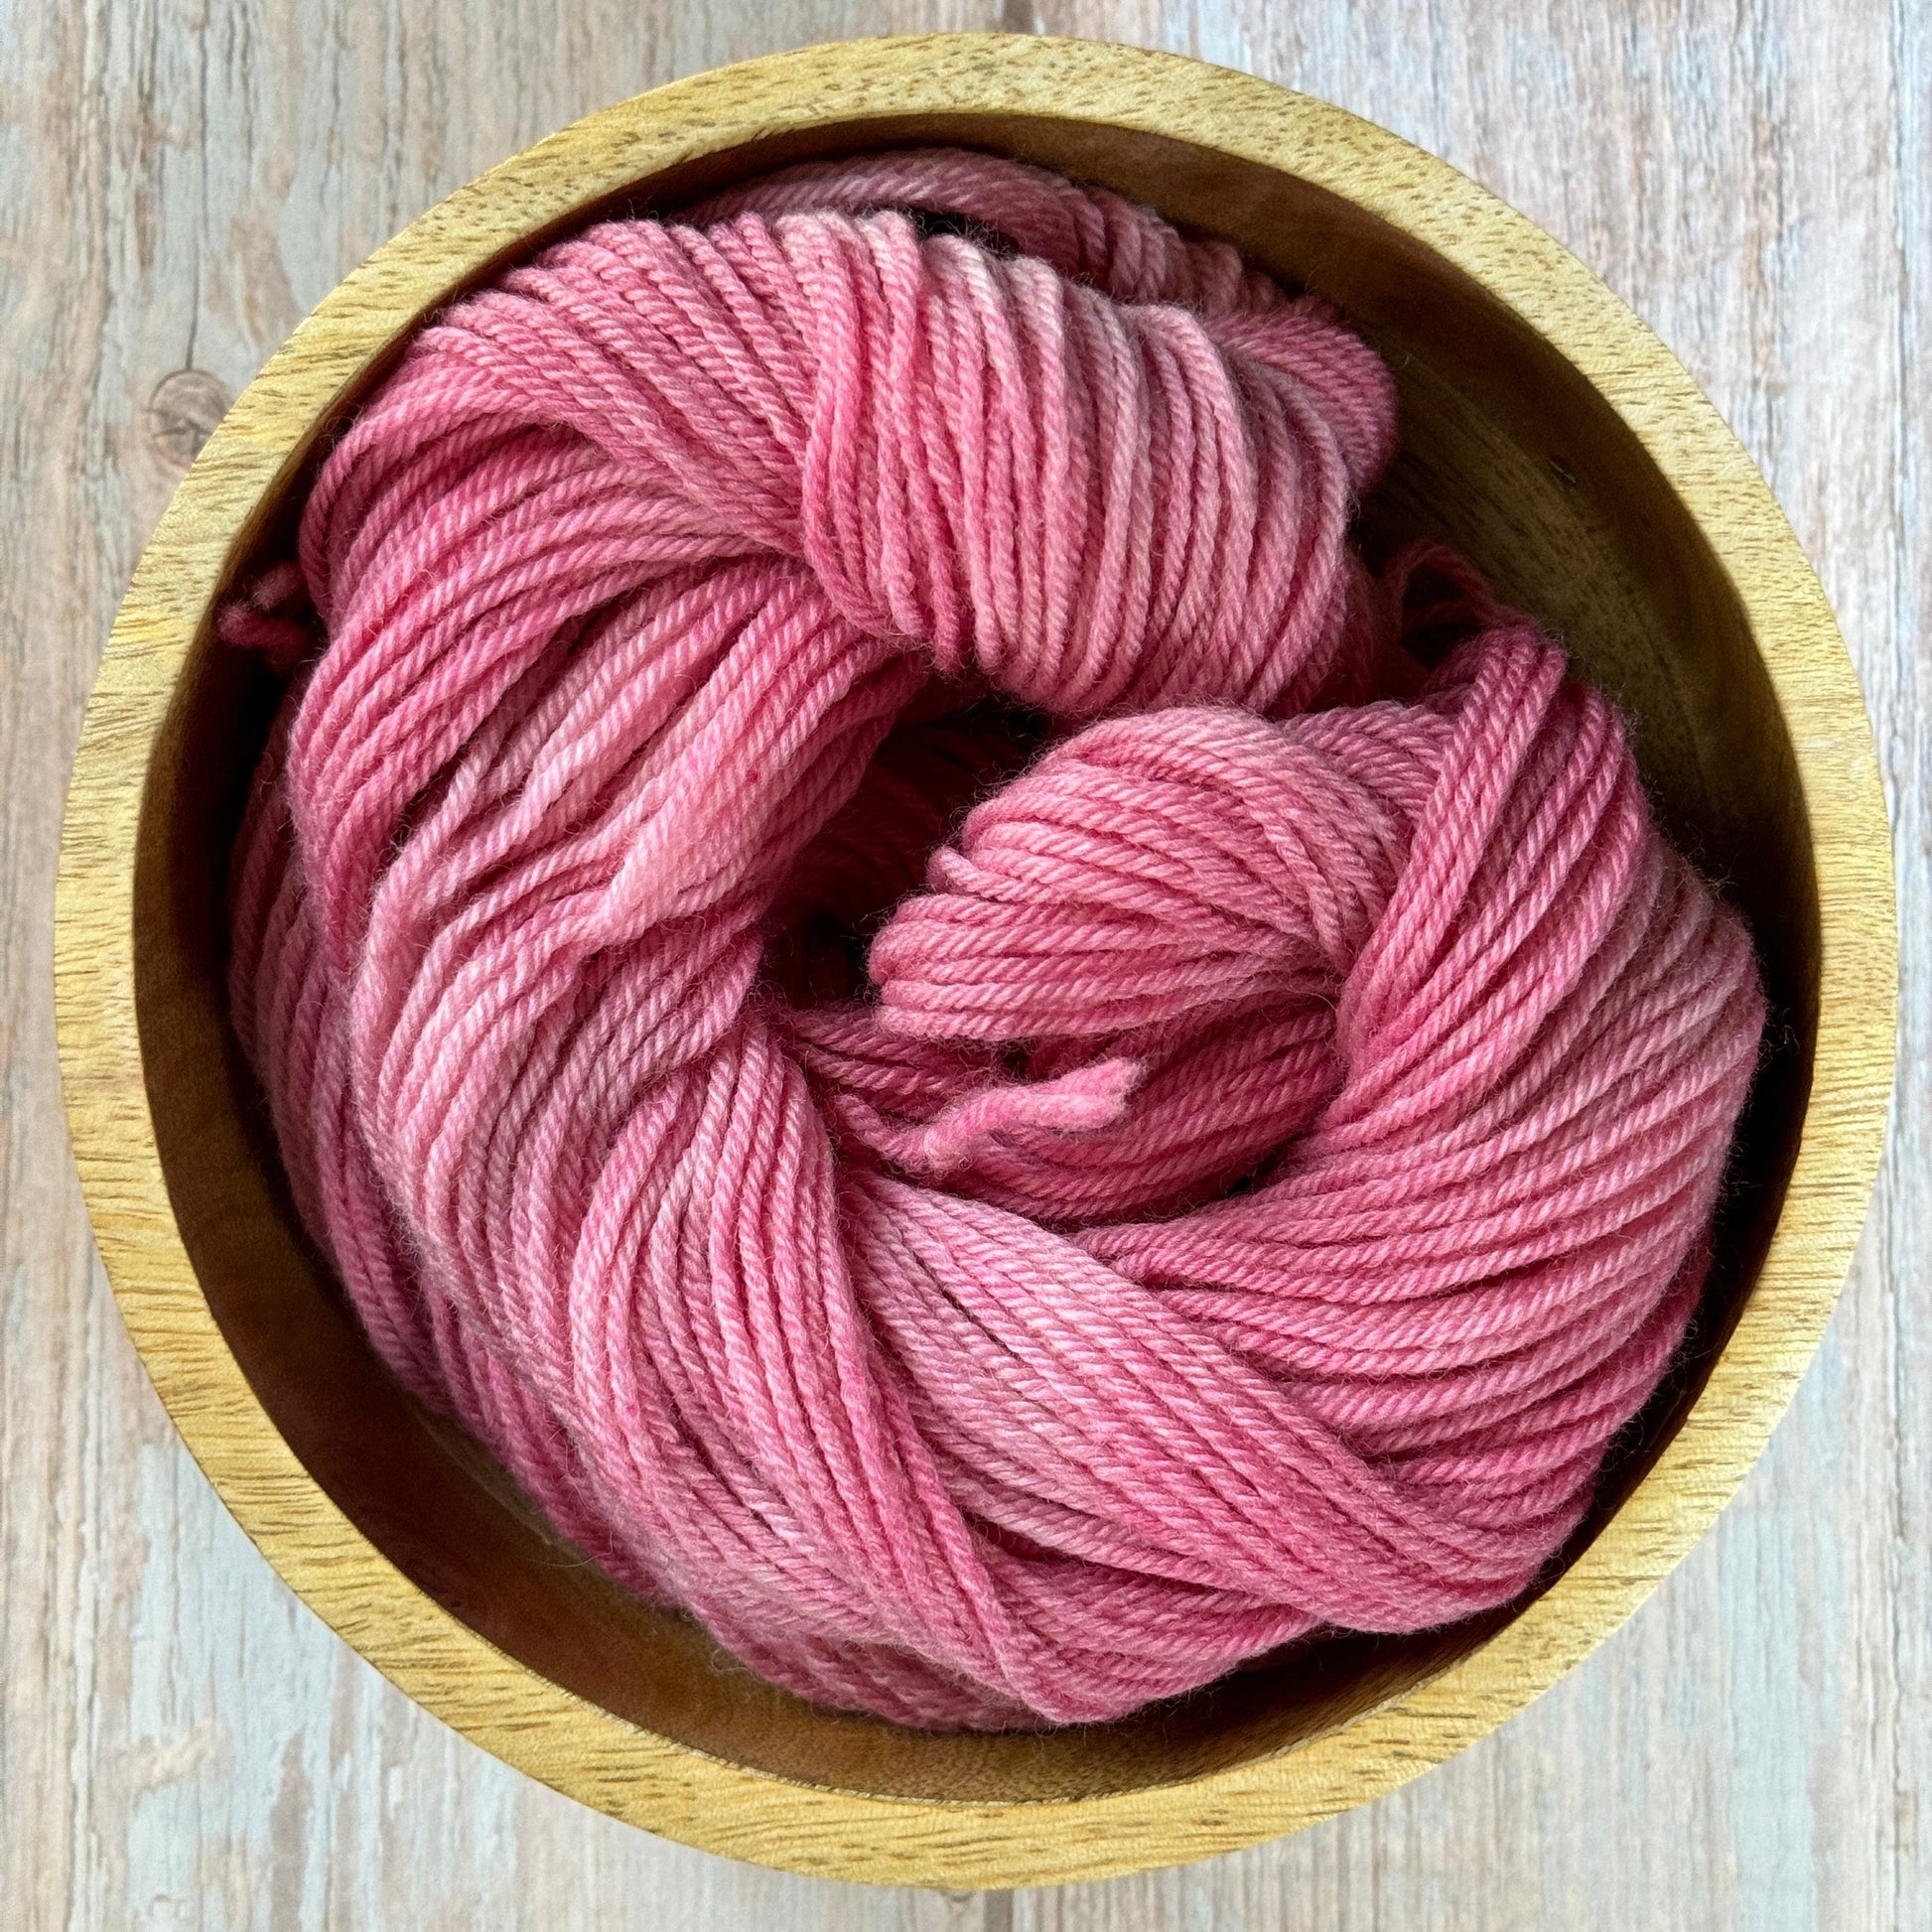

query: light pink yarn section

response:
[223,150,1766,1730]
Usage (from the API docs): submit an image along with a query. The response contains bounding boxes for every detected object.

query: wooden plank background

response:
[1,2,1922,1925]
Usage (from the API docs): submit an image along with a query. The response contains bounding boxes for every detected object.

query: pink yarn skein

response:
[224,150,1767,1730]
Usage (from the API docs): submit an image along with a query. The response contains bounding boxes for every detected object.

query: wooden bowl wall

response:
[55,34,1895,1888]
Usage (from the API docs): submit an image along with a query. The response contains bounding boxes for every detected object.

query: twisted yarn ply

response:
[224,150,1766,1729]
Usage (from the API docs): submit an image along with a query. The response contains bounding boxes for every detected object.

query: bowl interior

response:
[134,115,1815,1804]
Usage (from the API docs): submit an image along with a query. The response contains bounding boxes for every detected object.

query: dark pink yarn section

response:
[223,150,1767,1730]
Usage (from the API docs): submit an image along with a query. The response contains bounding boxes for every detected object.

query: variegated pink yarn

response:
[223,150,1766,1730]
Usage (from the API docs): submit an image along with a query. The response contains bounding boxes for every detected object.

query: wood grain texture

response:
[4,1,1923,1925]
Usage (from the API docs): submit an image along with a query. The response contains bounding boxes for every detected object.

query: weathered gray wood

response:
[1,1,1922,1925]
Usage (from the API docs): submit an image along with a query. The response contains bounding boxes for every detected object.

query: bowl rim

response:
[55,31,1896,1888]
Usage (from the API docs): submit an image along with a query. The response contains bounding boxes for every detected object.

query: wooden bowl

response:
[56,34,1895,1888]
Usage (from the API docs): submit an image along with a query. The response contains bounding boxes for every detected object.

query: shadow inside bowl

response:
[133,115,1815,1804]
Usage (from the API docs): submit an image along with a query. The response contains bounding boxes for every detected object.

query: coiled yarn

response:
[224,150,1765,1729]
